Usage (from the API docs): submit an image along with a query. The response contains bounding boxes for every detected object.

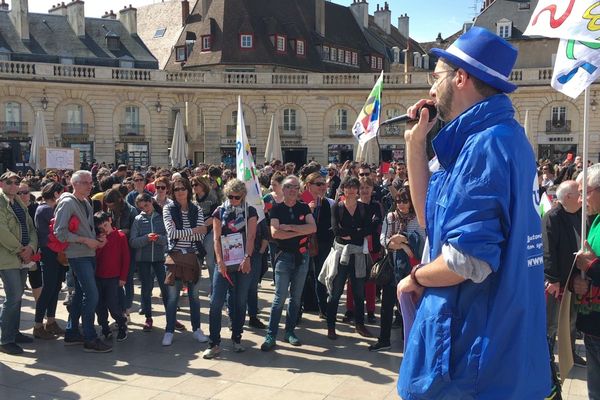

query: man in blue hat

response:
[398,26,551,399]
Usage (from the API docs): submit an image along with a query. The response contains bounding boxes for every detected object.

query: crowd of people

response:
[0,158,422,359]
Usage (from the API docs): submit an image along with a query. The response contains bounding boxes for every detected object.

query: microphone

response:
[380,104,437,125]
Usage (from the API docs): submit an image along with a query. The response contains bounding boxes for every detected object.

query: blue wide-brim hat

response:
[430,26,518,93]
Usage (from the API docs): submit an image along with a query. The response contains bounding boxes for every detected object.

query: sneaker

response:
[64,333,84,346]
[248,316,266,329]
[202,345,221,359]
[138,308,144,315]
[0,343,23,355]
[33,326,56,340]
[83,338,112,353]
[283,332,301,346]
[368,340,391,352]
[15,332,33,344]
[193,329,209,343]
[162,332,174,346]
[45,321,65,336]
[116,329,128,342]
[367,313,377,324]
[232,342,245,353]
[143,318,153,332]
[260,335,276,352]
[573,353,587,367]
[174,321,186,331]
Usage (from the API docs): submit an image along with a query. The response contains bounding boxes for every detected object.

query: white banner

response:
[552,38,600,98]
[235,97,265,222]
[524,0,600,43]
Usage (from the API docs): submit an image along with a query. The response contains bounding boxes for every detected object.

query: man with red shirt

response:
[94,211,130,342]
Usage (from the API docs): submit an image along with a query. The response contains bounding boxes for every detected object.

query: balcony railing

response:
[380,124,403,137]
[61,123,89,135]
[546,120,571,133]
[279,126,303,138]
[329,125,352,138]
[119,124,145,136]
[226,125,251,137]
[0,121,28,135]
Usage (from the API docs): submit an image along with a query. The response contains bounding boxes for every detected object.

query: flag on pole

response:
[235,96,265,222]
[538,192,554,217]
[352,71,383,145]
[524,0,600,98]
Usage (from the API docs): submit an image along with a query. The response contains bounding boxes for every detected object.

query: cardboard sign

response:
[40,147,80,170]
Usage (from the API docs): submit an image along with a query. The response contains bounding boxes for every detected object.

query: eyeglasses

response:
[283,184,300,190]
[227,195,242,200]
[173,187,187,192]
[17,191,30,195]
[396,199,410,204]
[155,185,167,190]
[427,68,458,86]
[3,180,20,186]
[311,182,325,186]
[358,173,370,177]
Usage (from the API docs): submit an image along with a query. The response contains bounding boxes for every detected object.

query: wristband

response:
[410,263,425,287]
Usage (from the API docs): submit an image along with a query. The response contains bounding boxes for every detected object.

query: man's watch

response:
[410,264,425,287]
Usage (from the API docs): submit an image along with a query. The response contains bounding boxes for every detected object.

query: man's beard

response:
[437,83,454,122]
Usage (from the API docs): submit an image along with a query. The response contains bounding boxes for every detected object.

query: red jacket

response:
[96,229,130,281]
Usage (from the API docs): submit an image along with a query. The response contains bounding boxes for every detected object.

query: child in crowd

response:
[94,211,130,342]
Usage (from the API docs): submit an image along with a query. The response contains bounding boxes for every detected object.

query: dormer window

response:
[296,39,305,56]
[497,19,512,39]
[276,34,286,53]
[106,31,120,51]
[154,28,167,38]
[240,34,253,49]
[352,52,358,65]
[201,35,212,51]
[322,45,330,60]
[175,45,187,62]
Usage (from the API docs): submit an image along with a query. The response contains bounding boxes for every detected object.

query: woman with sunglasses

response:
[126,172,151,208]
[303,172,333,319]
[153,176,172,209]
[33,182,66,339]
[191,176,219,283]
[202,179,257,358]
[370,186,425,351]
[162,176,208,346]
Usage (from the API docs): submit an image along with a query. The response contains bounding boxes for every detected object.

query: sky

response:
[20,0,482,43]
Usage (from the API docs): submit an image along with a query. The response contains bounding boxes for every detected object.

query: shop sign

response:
[118,135,146,143]
[281,139,303,147]
[538,134,579,145]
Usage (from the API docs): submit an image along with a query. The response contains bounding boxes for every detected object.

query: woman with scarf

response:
[162,176,208,346]
[371,186,424,351]
[203,179,257,359]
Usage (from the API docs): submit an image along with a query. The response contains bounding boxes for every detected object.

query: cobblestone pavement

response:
[0,274,589,399]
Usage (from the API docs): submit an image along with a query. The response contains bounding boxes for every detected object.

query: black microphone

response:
[380,104,437,125]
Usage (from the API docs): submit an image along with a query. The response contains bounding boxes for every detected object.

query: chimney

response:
[9,0,29,41]
[374,2,391,35]
[315,0,325,37]
[0,0,9,12]
[101,10,117,19]
[350,0,368,29]
[49,2,67,15]
[181,0,189,27]
[66,0,85,38]
[397,13,409,39]
[201,0,212,17]
[119,4,137,36]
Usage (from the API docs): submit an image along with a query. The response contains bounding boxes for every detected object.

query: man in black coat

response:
[542,179,586,366]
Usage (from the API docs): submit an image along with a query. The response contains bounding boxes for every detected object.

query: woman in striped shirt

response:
[162,176,208,347]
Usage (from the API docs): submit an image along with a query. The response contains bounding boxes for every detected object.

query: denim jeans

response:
[138,261,168,318]
[66,257,98,342]
[165,277,203,333]
[209,266,252,346]
[96,277,127,331]
[0,268,27,344]
[35,247,65,323]
[327,255,365,329]
[585,334,600,400]
[203,232,216,285]
[247,253,263,317]
[266,251,309,338]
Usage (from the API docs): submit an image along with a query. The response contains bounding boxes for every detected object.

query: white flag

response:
[552,39,600,98]
[524,0,600,43]
[235,97,265,222]
[352,71,383,145]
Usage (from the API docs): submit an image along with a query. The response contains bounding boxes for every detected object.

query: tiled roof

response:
[474,0,538,40]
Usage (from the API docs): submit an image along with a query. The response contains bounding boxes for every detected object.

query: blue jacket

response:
[130,210,167,263]
[398,94,550,399]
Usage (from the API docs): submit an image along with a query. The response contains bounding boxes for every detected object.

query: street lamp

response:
[41,89,48,110]
[261,96,268,115]
[155,94,162,113]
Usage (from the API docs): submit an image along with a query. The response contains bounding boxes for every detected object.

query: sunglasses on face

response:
[358,173,370,177]
[4,180,21,186]
[311,182,325,187]
[17,191,30,195]
[396,198,410,204]
[134,178,144,182]
[228,194,242,200]
[173,187,187,192]
[284,184,300,190]
[155,186,167,190]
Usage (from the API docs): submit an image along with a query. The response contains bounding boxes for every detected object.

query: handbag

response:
[369,251,394,286]
[164,251,201,285]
